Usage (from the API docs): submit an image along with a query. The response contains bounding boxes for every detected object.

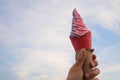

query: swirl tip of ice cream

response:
[72,8,81,19]
[70,8,90,37]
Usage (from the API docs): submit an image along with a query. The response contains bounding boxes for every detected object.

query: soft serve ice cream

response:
[70,8,92,51]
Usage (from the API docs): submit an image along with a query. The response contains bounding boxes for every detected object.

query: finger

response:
[92,54,96,60]
[75,49,86,66]
[90,78,99,80]
[86,68,100,79]
[89,60,98,68]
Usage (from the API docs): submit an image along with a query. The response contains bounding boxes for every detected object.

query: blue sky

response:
[0,0,120,80]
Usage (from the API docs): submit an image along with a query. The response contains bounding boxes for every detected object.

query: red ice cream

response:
[70,8,92,52]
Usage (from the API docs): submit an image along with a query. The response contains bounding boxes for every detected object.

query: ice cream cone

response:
[69,8,94,80]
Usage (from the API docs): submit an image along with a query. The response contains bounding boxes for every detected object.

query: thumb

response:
[76,49,86,66]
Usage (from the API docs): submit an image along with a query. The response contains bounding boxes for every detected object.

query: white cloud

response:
[97,9,120,34]
[98,42,120,80]
[11,48,72,80]
[99,64,120,80]
[101,65,120,74]
[0,1,74,79]
[97,1,120,34]
[98,42,120,55]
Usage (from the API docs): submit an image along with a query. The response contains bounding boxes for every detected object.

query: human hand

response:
[67,49,100,80]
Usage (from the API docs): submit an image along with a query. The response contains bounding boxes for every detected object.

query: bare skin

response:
[67,49,100,80]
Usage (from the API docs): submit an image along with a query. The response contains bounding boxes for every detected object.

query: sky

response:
[0,0,120,80]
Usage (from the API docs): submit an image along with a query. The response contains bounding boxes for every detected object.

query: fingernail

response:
[92,62,95,67]
[80,49,85,55]
[76,49,85,61]
[77,49,84,56]
[86,73,89,78]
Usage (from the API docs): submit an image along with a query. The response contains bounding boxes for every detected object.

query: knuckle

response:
[87,68,100,79]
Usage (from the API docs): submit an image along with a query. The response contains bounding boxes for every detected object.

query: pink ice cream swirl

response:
[70,8,90,37]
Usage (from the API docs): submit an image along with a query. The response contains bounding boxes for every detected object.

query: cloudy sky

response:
[0,0,120,80]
